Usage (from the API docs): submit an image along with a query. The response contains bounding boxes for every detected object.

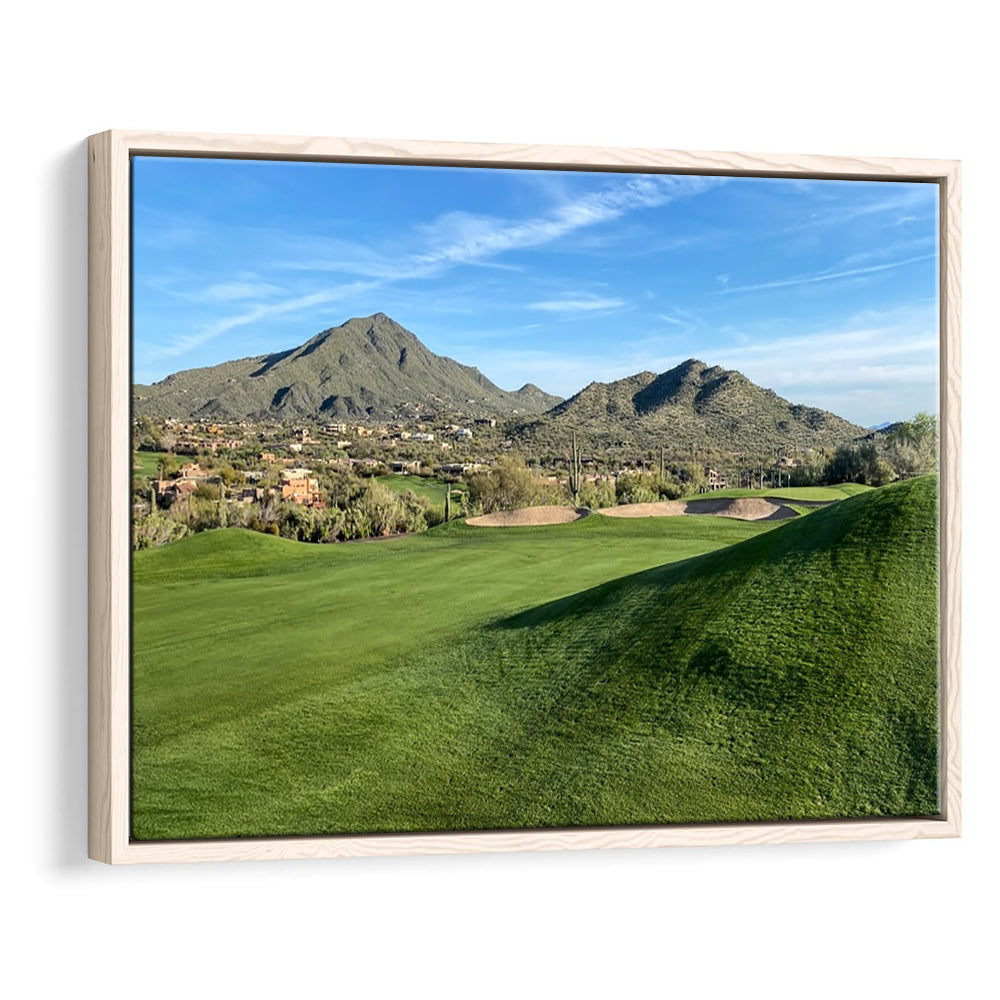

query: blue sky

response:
[132,157,939,426]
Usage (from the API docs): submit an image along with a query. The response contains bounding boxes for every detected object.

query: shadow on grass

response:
[485,483,932,715]
[488,487,864,635]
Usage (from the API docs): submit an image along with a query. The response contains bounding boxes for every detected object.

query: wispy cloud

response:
[528,296,625,313]
[142,281,378,362]
[838,237,936,269]
[192,281,282,303]
[152,173,721,362]
[785,186,937,232]
[653,305,703,337]
[471,304,939,419]
[720,253,936,295]
[410,175,723,269]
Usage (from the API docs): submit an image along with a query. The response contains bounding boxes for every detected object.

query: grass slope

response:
[132,477,938,839]
[680,484,872,502]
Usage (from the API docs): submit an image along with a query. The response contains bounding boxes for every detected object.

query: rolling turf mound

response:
[471,475,940,827]
[131,476,938,838]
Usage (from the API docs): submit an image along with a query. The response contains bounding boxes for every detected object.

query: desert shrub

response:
[132,513,188,550]
[277,502,314,541]
[615,473,658,505]
[885,412,938,477]
[578,479,616,509]
[466,457,559,513]
[825,442,894,486]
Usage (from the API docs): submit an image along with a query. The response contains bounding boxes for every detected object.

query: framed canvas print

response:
[88,131,961,863]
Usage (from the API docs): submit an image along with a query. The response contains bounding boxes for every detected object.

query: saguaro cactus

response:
[218,478,227,528]
[569,430,583,505]
[444,484,451,522]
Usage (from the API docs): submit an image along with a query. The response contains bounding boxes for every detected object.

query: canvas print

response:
[130,157,940,840]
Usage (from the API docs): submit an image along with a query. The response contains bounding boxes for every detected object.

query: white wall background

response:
[3,2,996,996]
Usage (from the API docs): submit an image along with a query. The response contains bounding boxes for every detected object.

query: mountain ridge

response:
[134,313,563,421]
[517,357,867,452]
[134,314,868,453]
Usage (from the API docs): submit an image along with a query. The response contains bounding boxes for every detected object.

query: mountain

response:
[133,314,562,421]
[520,358,867,453]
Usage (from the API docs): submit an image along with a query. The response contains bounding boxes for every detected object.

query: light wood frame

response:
[89,130,962,864]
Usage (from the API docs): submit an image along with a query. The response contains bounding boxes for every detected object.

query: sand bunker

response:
[467,506,591,527]
[598,497,797,522]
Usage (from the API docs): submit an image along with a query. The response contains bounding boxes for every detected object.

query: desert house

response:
[705,468,728,491]
[275,468,323,507]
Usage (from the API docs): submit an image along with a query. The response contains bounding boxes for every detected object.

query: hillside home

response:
[439,462,484,475]
[389,460,421,474]
[705,468,727,491]
[235,486,265,505]
[276,469,323,507]
[154,478,200,505]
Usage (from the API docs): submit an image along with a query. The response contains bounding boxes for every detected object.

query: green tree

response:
[825,442,894,486]
[886,412,938,477]
[466,457,554,514]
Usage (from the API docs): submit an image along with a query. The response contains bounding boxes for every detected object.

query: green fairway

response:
[682,483,872,502]
[377,473,463,510]
[132,477,938,840]
[133,451,174,478]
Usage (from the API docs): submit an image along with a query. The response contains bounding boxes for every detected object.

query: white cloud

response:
[410,175,723,269]
[150,173,722,366]
[528,296,625,313]
[783,186,937,233]
[720,253,936,294]
[472,307,940,425]
[194,281,282,303]
[142,281,378,362]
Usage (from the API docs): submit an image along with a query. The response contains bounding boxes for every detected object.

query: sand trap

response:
[598,497,797,522]
[467,506,591,527]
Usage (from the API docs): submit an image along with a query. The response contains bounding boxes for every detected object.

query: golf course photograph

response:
[129,154,943,841]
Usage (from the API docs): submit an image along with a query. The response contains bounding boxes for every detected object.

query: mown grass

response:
[376,473,462,510]
[132,477,938,839]
[681,483,872,501]
[132,451,174,478]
